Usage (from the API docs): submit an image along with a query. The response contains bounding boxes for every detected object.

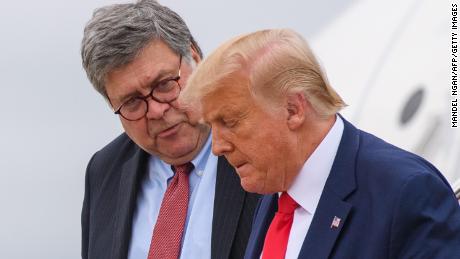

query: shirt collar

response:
[189,133,212,177]
[287,115,344,214]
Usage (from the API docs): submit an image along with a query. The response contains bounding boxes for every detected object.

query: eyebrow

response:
[117,68,176,104]
[207,104,248,123]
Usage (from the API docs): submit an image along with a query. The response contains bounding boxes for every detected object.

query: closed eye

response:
[222,118,238,128]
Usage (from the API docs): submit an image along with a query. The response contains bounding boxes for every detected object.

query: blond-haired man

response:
[180,29,460,259]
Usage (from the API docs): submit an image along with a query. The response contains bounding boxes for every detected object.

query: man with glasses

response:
[80,1,259,259]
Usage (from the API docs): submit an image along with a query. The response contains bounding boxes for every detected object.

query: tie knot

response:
[171,162,194,175]
[277,192,298,214]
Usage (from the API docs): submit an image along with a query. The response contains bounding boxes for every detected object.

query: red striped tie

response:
[262,192,299,259]
[147,162,194,259]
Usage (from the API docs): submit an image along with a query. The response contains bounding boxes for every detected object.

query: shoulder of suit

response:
[97,133,137,156]
[87,133,141,173]
[355,129,445,186]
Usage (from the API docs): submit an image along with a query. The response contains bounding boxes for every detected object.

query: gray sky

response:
[0,0,455,258]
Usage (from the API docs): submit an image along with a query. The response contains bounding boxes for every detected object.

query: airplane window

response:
[400,87,425,126]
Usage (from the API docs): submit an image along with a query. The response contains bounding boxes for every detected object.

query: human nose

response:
[144,97,171,120]
[211,126,233,156]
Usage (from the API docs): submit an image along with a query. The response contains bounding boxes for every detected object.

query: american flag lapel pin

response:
[330,216,341,229]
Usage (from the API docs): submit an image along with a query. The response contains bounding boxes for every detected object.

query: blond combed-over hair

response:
[180,29,346,117]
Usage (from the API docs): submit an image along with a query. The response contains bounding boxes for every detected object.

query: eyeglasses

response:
[114,55,182,121]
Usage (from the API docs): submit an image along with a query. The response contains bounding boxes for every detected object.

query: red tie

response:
[262,192,299,259]
[148,162,194,259]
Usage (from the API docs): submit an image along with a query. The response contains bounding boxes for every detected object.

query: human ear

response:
[190,43,201,64]
[286,92,307,130]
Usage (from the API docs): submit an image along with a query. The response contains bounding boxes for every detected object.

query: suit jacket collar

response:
[244,194,278,259]
[110,146,148,259]
[324,115,358,199]
[212,156,248,259]
[108,143,246,259]
[300,116,359,258]
[246,115,359,259]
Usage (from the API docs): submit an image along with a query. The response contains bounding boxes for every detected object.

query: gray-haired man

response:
[80,1,259,258]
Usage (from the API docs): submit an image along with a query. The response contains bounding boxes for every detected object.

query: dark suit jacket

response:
[82,133,260,259]
[245,118,460,259]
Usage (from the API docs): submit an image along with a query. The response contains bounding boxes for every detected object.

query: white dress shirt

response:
[128,134,217,259]
[285,115,344,259]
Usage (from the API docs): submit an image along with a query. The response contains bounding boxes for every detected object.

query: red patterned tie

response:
[262,192,299,259]
[147,162,194,259]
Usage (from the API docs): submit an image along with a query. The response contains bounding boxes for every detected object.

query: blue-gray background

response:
[0,0,456,258]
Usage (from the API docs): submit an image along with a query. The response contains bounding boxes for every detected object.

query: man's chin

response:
[157,145,197,164]
[241,177,280,195]
[146,123,209,164]
[240,178,265,194]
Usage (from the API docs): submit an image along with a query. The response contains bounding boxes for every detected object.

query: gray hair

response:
[81,0,202,98]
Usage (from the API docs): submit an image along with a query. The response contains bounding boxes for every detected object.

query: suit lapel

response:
[298,191,352,258]
[298,116,360,258]
[211,156,247,259]
[110,147,148,259]
[244,194,278,259]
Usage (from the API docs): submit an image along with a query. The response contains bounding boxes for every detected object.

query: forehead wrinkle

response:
[141,67,172,88]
